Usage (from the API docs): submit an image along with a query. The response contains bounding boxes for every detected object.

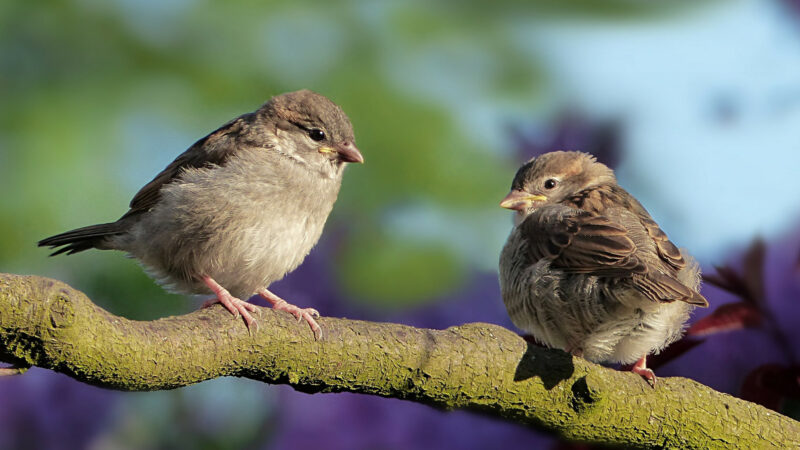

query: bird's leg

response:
[201,276,259,331]
[258,288,322,340]
[631,355,657,386]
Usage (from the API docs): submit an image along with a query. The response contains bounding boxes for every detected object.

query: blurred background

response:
[2,0,800,448]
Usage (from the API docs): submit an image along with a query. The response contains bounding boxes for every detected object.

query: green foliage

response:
[338,232,465,306]
[0,1,707,314]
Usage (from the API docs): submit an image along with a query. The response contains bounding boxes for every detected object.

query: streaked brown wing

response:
[574,183,687,272]
[521,207,644,276]
[640,217,685,270]
[634,272,709,306]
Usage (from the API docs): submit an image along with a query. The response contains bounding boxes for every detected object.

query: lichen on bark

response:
[1,273,798,449]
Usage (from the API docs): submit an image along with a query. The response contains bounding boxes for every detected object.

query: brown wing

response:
[522,205,708,306]
[607,185,686,271]
[639,217,685,271]
[521,207,645,276]
[634,272,708,306]
[122,113,256,219]
[570,184,687,272]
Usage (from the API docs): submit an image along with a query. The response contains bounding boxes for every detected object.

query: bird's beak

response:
[500,190,547,211]
[320,142,364,164]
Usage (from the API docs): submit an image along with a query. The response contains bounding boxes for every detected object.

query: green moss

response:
[1,274,799,449]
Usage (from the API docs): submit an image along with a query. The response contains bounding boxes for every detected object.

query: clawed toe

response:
[202,276,260,332]
[199,278,321,338]
[294,308,322,340]
[277,303,323,340]
[632,366,656,386]
[258,289,323,340]
[631,355,657,387]
[203,296,260,331]
[294,307,320,322]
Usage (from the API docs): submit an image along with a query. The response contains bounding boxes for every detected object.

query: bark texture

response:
[1,273,797,448]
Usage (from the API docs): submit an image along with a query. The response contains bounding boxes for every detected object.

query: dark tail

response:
[38,223,121,256]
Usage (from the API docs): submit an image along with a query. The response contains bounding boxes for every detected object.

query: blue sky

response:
[526,0,800,261]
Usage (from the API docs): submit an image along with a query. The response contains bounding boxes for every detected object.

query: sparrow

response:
[498,151,707,384]
[39,89,364,339]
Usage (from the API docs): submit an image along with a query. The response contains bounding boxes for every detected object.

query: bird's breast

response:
[124,151,341,297]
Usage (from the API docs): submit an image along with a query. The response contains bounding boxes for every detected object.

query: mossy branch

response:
[1,273,797,448]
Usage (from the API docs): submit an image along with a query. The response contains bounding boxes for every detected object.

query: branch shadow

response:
[513,341,575,390]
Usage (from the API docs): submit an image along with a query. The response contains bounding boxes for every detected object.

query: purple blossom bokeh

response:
[509,112,621,168]
[0,369,117,450]
[663,230,800,407]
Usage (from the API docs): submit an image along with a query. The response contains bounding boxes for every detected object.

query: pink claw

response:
[631,355,657,387]
[258,288,322,340]
[202,276,260,331]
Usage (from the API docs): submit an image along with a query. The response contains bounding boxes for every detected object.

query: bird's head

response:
[257,89,364,177]
[500,151,615,222]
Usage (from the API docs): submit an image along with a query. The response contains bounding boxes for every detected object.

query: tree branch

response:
[1,273,797,448]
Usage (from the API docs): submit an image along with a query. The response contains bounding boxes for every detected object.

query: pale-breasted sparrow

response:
[40,90,363,339]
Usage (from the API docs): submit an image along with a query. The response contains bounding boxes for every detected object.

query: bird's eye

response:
[544,179,558,189]
[308,129,326,142]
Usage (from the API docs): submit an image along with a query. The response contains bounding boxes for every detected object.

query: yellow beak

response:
[499,190,547,211]
[319,143,364,164]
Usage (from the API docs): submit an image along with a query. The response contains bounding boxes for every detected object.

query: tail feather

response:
[685,290,709,308]
[634,272,709,307]
[38,223,121,256]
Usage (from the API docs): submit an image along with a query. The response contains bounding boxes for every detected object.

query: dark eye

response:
[308,129,326,142]
[544,179,557,189]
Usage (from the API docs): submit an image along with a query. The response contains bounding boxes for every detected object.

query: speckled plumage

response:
[498,151,707,380]
[40,90,363,337]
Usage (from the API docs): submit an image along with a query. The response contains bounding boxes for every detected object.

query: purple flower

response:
[0,368,118,450]
[510,112,621,168]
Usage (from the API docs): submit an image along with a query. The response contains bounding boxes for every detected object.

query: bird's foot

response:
[0,364,30,377]
[258,289,322,340]
[202,276,259,332]
[631,355,657,387]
